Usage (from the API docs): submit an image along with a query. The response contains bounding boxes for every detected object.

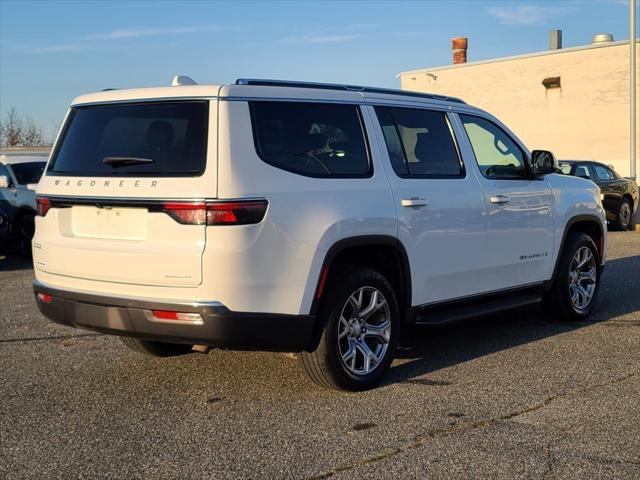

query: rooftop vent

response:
[592,33,614,44]
[171,75,197,86]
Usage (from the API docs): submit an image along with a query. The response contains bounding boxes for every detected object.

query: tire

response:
[300,268,399,391]
[119,336,193,357]
[16,213,35,258]
[613,198,632,231]
[543,232,601,321]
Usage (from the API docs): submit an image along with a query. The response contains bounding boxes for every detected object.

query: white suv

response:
[0,151,48,255]
[33,78,606,390]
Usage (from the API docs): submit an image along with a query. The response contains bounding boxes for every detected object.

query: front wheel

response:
[543,232,601,321]
[300,268,399,391]
[613,198,633,231]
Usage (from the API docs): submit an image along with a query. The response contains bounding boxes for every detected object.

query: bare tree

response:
[0,107,45,147]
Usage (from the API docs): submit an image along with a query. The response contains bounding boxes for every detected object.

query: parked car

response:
[0,152,48,255]
[33,77,606,390]
[559,160,638,230]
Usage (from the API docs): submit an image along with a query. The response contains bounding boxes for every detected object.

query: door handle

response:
[401,197,429,207]
[489,194,511,204]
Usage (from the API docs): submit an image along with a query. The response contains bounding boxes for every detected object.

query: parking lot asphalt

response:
[1,232,639,480]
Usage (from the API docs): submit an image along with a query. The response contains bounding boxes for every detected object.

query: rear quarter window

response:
[250,101,371,178]
[48,101,208,177]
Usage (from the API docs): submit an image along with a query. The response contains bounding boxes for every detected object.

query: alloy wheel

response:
[337,286,391,376]
[568,246,597,311]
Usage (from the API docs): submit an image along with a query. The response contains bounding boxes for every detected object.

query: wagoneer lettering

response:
[53,178,160,188]
[32,77,607,391]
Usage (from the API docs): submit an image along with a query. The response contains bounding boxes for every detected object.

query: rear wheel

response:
[120,337,193,357]
[613,198,632,231]
[543,232,600,321]
[300,268,399,391]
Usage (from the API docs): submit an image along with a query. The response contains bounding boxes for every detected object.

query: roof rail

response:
[234,78,466,104]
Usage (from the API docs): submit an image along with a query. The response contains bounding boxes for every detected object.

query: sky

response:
[0,0,634,140]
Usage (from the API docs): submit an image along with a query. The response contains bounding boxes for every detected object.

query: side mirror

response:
[529,150,558,177]
[0,175,10,189]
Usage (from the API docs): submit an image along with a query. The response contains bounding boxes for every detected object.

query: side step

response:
[414,293,542,326]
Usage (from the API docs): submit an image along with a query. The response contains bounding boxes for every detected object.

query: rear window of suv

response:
[250,101,370,178]
[48,101,208,177]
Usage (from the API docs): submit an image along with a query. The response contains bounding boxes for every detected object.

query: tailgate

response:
[33,99,217,288]
[34,200,205,287]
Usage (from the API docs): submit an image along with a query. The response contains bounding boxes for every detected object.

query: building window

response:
[542,77,561,89]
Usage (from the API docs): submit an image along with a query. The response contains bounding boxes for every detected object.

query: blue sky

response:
[0,0,634,139]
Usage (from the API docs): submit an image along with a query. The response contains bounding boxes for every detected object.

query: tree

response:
[0,108,46,147]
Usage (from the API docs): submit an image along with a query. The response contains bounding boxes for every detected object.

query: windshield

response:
[48,101,208,177]
[558,163,572,175]
[11,162,46,184]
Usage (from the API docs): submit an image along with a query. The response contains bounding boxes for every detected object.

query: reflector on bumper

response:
[144,310,204,326]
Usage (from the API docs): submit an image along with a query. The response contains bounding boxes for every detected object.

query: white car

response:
[32,77,606,390]
[0,152,48,255]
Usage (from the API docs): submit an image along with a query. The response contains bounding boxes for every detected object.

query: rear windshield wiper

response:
[102,157,155,167]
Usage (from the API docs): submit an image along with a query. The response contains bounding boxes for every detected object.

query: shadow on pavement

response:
[386,254,640,385]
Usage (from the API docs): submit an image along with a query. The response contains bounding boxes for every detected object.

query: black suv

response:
[559,160,638,230]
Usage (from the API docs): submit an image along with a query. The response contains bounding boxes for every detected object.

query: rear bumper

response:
[33,280,316,352]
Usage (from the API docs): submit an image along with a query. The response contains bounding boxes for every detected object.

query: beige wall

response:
[400,42,639,176]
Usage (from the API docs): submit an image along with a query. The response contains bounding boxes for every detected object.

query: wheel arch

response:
[551,215,605,284]
[306,235,411,351]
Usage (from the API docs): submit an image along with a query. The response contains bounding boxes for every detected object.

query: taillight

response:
[206,200,268,225]
[163,202,207,225]
[36,197,51,217]
[162,199,267,226]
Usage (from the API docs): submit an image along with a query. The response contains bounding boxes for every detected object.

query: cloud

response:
[487,4,568,26]
[86,25,225,40]
[1,43,84,55]
[4,24,231,55]
[279,34,359,44]
[32,44,83,54]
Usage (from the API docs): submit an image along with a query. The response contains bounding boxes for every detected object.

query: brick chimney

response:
[452,37,468,64]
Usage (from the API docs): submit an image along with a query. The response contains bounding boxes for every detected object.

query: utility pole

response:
[632,0,637,179]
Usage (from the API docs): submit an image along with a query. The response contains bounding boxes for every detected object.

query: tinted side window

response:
[573,164,592,179]
[375,107,462,177]
[250,102,370,177]
[593,165,614,181]
[374,108,408,176]
[459,114,526,179]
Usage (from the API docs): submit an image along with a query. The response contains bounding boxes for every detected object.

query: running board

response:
[414,293,542,326]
